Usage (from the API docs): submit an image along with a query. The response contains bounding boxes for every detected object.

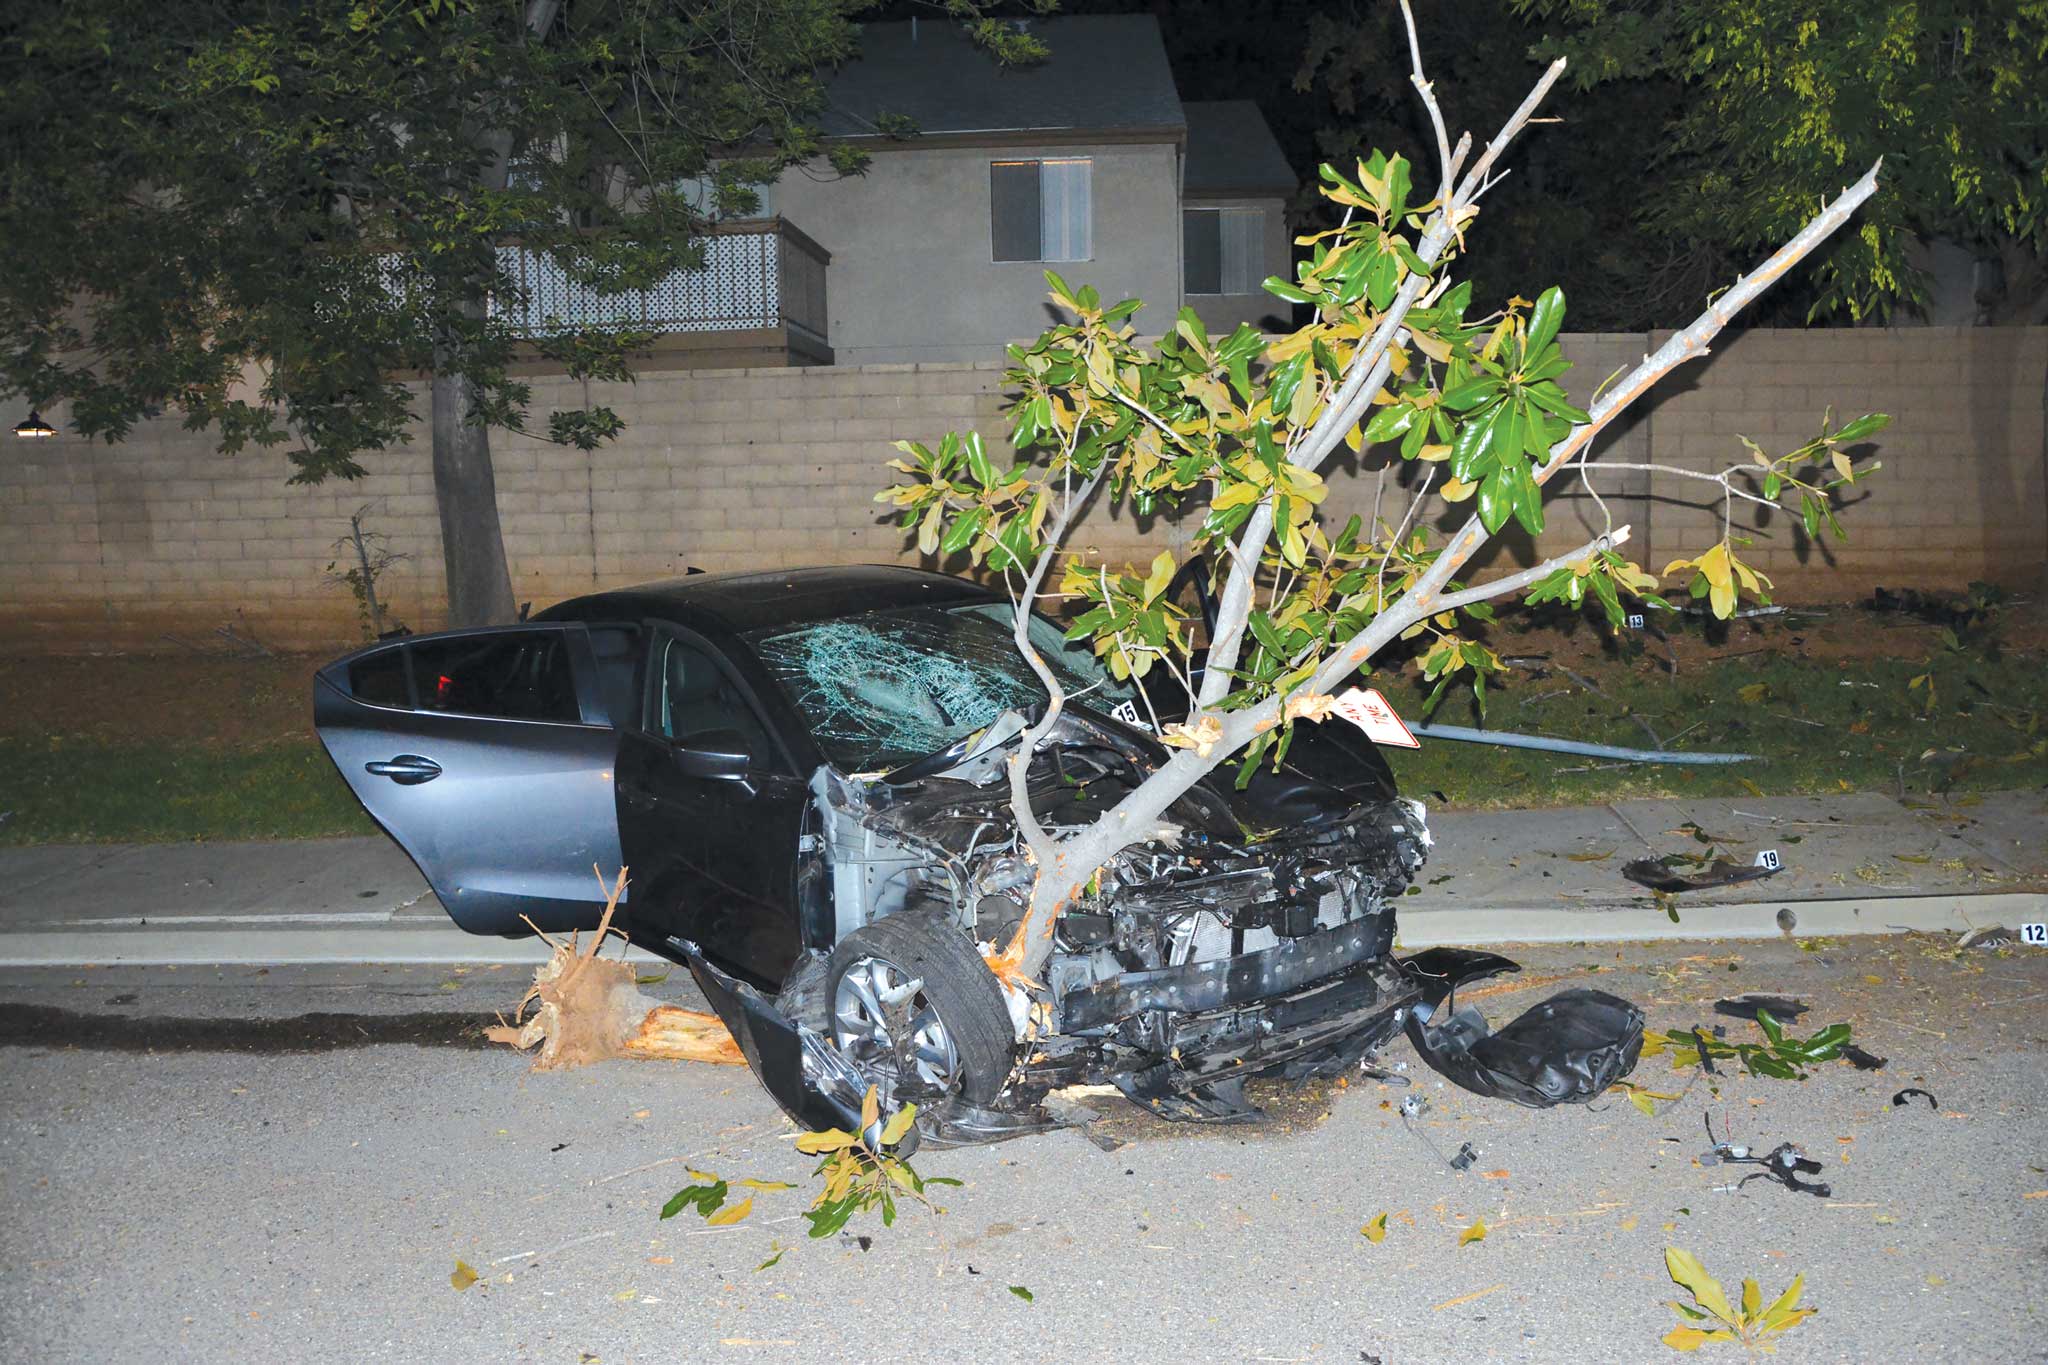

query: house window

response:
[1183,208,1264,295]
[991,159,1092,262]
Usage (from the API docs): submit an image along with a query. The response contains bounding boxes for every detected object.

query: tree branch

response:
[1424,526,1630,616]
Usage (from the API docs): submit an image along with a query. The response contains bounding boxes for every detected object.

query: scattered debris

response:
[1699,1115,1831,1197]
[450,1259,480,1291]
[1713,994,1809,1022]
[797,1088,961,1239]
[1361,1212,1390,1243]
[1459,1218,1488,1246]
[1891,1087,1938,1110]
[1642,1010,1853,1080]
[1623,858,1780,894]
[1403,948,1645,1107]
[1958,925,2020,949]
[1839,1044,1888,1071]
[1449,1143,1480,1172]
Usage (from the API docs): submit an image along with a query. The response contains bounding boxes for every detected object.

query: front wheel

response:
[826,910,1016,1107]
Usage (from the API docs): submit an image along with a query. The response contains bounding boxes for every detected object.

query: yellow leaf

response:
[1142,550,1176,605]
[1629,1089,1657,1117]
[860,1085,880,1134]
[1665,1248,1736,1326]
[1620,1216,1639,1232]
[1662,1326,1722,1351]
[879,1102,919,1148]
[686,1168,719,1183]
[450,1260,479,1291]
[1362,1212,1389,1244]
[1741,1279,1761,1318]
[1831,449,1853,482]
[1459,1219,1487,1246]
[1211,480,1261,510]
[705,1196,753,1227]
[737,1178,795,1192]
[1416,442,1452,461]
[1440,476,1478,503]
[1738,683,1769,704]
[794,1128,857,1154]
[1760,1273,1803,1327]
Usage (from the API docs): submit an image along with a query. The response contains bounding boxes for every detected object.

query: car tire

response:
[826,910,1016,1107]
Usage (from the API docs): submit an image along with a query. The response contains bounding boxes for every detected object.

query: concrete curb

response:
[1,893,2037,967]
[1400,891,2041,948]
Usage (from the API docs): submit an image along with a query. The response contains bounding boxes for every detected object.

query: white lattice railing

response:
[490,220,829,342]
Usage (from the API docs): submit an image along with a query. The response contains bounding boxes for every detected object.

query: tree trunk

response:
[430,362,517,627]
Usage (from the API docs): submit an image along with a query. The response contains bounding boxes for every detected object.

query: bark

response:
[430,355,518,627]
[423,0,562,629]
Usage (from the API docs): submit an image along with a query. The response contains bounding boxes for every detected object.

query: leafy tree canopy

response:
[0,0,1048,478]
[1513,0,2048,322]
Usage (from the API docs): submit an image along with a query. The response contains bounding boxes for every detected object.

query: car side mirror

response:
[672,729,752,780]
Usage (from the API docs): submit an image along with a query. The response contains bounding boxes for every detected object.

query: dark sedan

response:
[316,566,1641,1140]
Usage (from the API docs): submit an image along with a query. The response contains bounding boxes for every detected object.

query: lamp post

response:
[12,410,55,439]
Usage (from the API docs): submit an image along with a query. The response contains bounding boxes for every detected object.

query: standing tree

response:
[881,2,1887,988]
[0,0,1046,625]
[1512,0,2048,323]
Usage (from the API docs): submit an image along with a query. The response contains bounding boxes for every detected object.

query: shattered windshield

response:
[748,603,1141,773]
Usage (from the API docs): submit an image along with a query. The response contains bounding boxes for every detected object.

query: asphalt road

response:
[3,933,2044,1364]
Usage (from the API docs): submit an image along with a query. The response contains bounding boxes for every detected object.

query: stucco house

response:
[775,15,1298,364]
[517,16,1299,369]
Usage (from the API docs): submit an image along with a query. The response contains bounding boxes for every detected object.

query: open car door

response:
[313,624,631,935]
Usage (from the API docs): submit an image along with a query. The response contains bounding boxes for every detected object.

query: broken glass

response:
[748,604,1136,772]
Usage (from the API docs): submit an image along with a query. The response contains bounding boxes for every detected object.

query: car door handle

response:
[365,754,442,785]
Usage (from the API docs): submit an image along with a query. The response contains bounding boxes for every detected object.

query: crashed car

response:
[315,566,1641,1141]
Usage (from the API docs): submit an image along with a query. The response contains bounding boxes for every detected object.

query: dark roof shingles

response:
[821,16,1184,139]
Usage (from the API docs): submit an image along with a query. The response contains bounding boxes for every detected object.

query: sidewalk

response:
[1,790,2040,967]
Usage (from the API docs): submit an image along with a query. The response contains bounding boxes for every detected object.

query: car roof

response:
[538,564,1005,635]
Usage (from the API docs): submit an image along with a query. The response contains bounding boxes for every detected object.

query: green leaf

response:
[1477,468,1512,535]
[939,506,984,557]
[1008,1285,1035,1302]
[1832,413,1890,443]
[1755,1008,1785,1046]
[1526,286,1565,354]
[1440,377,1502,411]
[1263,276,1316,304]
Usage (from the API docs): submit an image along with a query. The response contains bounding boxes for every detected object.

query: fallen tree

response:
[879,0,1888,999]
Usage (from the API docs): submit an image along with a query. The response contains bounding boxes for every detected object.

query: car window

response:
[347,646,411,709]
[747,603,1138,773]
[412,631,581,723]
[657,636,779,766]
[587,625,641,726]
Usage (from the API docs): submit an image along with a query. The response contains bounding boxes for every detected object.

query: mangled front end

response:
[683,710,1640,1140]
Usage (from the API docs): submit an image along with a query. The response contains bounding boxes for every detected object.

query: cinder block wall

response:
[1,327,2041,654]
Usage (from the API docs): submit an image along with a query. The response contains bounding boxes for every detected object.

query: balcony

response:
[494,219,831,370]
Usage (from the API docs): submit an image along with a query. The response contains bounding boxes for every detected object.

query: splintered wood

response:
[485,866,743,1069]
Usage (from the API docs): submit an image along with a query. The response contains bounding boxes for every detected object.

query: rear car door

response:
[314,624,629,935]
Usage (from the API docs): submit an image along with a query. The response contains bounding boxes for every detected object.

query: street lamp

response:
[13,410,55,439]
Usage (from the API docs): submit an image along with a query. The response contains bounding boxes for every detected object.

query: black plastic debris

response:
[1714,994,1810,1022]
[1892,1087,1938,1110]
[1402,949,1644,1108]
[1841,1043,1888,1071]
[1448,1142,1480,1172]
[1700,1116,1831,1197]
[1623,858,1781,894]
